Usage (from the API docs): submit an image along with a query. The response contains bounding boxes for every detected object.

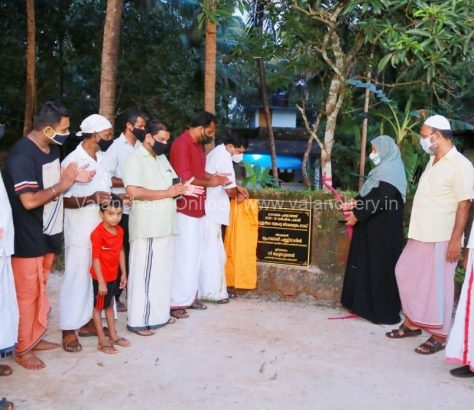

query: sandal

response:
[79,326,110,338]
[0,397,14,410]
[116,300,127,312]
[189,302,207,310]
[134,330,155,336]
[97,344,117,354]
[0,365,12,377]
[170,309,189,319]
[217,298,230,304]
[167,318,176,325]
[111,337,130,347]
[415,337,446,355]
[385,323,422,339]
[62,332,82,353]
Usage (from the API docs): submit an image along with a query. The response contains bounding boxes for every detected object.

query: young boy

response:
[90,194,130,354]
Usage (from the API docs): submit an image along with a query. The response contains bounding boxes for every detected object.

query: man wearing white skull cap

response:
[59,114,113,353]
[386,114,474,355]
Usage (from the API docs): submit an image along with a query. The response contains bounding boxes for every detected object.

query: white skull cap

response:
[424,114,451,131]
[76,114,112,136]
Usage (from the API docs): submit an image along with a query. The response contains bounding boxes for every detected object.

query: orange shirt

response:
[90,223,124,282]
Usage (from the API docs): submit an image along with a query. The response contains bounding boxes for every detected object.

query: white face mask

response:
[232,153,244,163]
[419,136,435,154]
[369,152,381,166]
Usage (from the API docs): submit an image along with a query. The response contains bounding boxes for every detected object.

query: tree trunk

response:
[257,58,279,182]
[358,70,372,189]
[204,6,217,114]
[321,75,344,188]
[302,131,313,188]
[99,0,123,126]
[24,0,36,135]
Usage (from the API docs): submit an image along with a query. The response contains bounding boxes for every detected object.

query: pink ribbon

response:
[322,173,353,239]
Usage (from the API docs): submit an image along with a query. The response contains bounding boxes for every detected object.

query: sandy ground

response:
[1,272,473,410]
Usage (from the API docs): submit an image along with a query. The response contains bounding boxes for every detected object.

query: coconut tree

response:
[99,0,124,126]
[24,0,36,134]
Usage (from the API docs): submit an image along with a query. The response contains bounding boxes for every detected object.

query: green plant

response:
[455,265,466,285]
[375,98,427,194]
[241,161,278,189]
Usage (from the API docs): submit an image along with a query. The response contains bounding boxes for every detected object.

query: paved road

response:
[2,273,473,410]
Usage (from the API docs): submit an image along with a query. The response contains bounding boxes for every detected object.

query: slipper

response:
[0,397,14,410]
[385,323,422,339]
[189,302,207,310]
[134,329,156,336]
[170,309,189,319]
[79,326,110,338]
[217,298,230,304]
[0,365,12,377]
[116,301,127,312]
[415,337,445,355]
[97,344,118,354]
[62,333,82,353]
[111,337,130,347]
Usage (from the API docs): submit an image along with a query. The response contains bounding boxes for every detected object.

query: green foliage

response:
[241,160,278,189]
[455,265,466,285]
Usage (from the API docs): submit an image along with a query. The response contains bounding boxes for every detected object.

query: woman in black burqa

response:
[341,135,407,325]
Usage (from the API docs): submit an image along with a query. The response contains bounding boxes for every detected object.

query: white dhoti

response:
[446,250,474,371]
[171,213,204,308]
[199,216,228,301]
[0,255,19,355]
[59,246,93,330]
[127,236,173,331]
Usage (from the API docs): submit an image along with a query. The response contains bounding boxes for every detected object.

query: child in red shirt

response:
[90,194,130,354]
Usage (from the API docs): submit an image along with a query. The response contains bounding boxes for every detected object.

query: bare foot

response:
[62,331,82,353]
[15,351,46,370]
[34,339,60,351]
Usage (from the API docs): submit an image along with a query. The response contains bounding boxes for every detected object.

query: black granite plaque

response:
[257,205,312,266]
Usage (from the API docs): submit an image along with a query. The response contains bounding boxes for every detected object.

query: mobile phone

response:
[172,177,182,200]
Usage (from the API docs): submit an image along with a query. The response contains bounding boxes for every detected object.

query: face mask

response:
[369,152,380,166]
[152,140,168,156]
[202,135,213,145]
[232,153,244,163]
[132,127,147,142]
[45,127,70,145]
[419,136,434,154]
[98,137,113,152]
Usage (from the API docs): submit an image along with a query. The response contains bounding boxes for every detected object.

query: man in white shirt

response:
[446,216,474,378]
[104,110,148,312]
[199,136,248,303]
[0,171,18,378]
[60,114,114,353]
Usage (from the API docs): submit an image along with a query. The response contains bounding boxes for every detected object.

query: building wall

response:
[255,109,297,128]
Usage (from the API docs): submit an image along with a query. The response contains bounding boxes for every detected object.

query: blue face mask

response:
[45,127,70,145]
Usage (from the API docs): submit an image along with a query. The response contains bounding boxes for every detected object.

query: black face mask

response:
[152,140,168,156]
[132,127,147,142]
[202,135,213,145]
[98,138,113,152]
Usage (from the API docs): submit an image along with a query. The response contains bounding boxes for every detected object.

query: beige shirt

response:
[123,145,178,241]
[408,147,474,243]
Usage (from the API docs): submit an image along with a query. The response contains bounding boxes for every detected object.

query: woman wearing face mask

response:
[340,135,407,325]
[123,119,204,335]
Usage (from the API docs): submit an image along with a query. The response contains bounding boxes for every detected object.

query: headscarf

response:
[359,135,407,202]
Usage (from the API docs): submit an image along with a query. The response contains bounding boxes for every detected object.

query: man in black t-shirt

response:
[4,101,93,371]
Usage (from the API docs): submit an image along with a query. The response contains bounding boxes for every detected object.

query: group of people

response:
[0,101,248,381]
[341,115,474,378]
[1,102,473,409]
